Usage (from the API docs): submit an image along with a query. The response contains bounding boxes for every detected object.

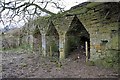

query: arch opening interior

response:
[65,16,90,59]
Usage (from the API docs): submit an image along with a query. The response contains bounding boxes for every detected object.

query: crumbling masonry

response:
[2,2,120,61]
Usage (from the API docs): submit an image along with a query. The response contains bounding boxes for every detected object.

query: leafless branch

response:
[0,0,65,29]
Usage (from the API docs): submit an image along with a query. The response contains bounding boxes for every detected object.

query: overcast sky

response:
[0,0,88,29]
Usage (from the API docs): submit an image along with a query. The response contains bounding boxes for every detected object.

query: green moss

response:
[51,42,58,52]
[110,35,118,50]
[86,61,95,66]
[47,40,58,53]
[86,2,103,8]
[2,43,32,52]
[65,3,103,15]
[33,16,51,26]
[70,7,88,14]
[94,50,119,69]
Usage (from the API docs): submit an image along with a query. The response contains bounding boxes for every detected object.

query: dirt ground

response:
[1,50,119,78]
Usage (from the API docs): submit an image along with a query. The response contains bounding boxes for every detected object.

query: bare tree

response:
[0,0,65,27]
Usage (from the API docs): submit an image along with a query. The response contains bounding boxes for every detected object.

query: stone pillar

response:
[41,34,46,57]
[59,34,66,60]
[29,35,34,50]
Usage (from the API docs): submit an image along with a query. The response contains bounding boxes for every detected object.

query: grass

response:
[48,56,63,68]
[2,43,33,52]
[86,61,95,66]
[94,49,119,70]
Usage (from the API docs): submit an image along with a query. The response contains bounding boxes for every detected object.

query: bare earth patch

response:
[1,50,118,78]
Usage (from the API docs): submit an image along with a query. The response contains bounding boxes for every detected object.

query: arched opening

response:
[65,15,90,60]
[33,26,42,53]
[46,22,59,58]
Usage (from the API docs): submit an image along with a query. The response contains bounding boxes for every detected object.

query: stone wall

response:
[73,2,120,61]
[2,2,119,62]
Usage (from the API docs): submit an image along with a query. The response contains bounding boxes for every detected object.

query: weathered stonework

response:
[2,2,119,62]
